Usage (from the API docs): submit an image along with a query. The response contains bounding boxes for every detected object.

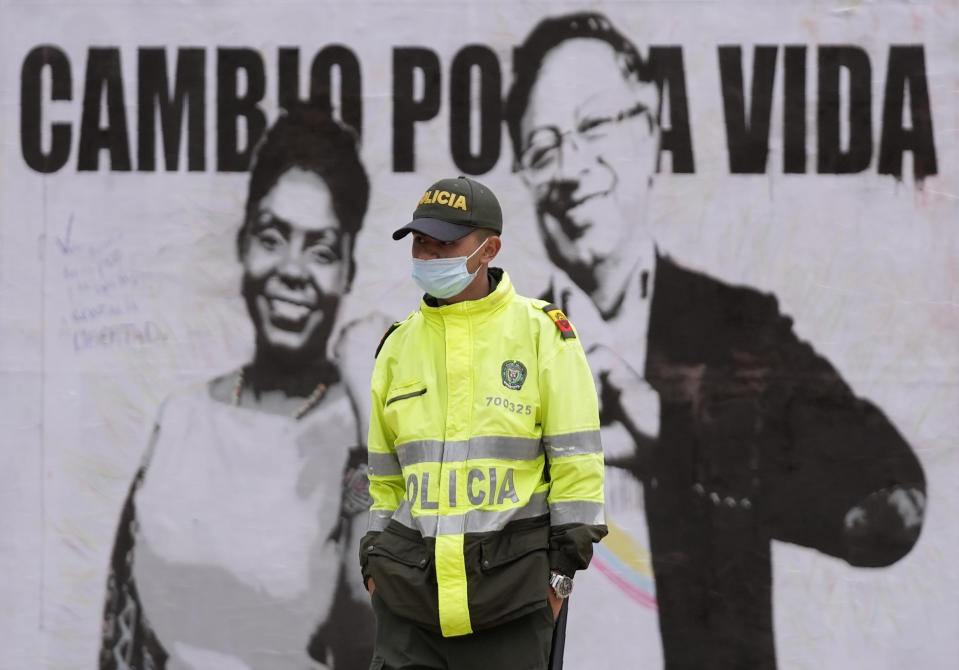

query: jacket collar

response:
[420,267,514,323]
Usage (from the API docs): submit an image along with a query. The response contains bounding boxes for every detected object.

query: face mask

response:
[411,238,488,299]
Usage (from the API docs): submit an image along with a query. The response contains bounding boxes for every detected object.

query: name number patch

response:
[486,396,533,415]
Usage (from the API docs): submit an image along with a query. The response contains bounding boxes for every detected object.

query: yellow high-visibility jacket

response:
[360,269,607,637]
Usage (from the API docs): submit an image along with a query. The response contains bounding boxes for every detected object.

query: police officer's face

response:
[411,231,489,275]
[519,39,658,281]
[241,167,352,358]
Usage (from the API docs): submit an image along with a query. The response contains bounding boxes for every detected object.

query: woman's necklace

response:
[231,368,328,420]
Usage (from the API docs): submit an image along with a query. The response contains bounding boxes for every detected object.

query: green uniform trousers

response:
[369,593,555,670]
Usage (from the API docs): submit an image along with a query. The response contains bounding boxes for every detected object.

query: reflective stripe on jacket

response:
[360,269,607,637]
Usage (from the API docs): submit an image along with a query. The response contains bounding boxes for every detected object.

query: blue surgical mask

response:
[411,238,488,299]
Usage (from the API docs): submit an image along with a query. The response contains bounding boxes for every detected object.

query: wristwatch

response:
[549,572,574,598]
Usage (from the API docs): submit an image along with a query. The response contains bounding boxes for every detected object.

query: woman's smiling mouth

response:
[266,297,315,324]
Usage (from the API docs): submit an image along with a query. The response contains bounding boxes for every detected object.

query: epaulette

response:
[540,303,576,340]
[374,322,403,358]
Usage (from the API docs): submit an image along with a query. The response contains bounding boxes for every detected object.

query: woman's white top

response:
[132,381,359,670]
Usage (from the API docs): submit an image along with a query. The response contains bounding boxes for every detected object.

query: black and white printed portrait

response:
[506,12,928,670]
[98,105,374,670]
[2,2,956,669]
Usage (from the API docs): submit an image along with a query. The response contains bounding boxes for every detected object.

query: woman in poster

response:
[98,104,374,670]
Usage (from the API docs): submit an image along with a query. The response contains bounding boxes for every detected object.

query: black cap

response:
[392,176,503,241]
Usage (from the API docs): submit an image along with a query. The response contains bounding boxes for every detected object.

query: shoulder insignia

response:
[540,303,576,340]
[374,322,402,358]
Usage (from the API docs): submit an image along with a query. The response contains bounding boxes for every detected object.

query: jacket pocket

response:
[386,377,427,406]
[469,520,550,629]
[479,523,548,571]
[366,525,441,631]
[386,387,427,406]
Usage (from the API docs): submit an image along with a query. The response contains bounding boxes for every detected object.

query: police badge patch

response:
[501,360,527,390]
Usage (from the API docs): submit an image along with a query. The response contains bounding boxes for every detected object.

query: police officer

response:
[359,176,607,670]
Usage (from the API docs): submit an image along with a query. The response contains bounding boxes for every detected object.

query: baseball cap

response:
[392,176,503,241]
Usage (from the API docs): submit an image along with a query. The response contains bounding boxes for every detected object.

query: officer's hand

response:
[546,586,563,620]
[367,578,376,596]
[587,344,660,459]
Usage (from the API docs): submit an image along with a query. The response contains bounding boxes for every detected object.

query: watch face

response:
[551,574,573,598]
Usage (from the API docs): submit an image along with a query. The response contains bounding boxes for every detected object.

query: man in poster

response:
[506,12,927,669]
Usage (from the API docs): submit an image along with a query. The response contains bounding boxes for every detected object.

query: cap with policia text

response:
[392,176,503,242]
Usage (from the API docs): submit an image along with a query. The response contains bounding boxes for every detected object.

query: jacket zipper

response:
[386,388,427,406]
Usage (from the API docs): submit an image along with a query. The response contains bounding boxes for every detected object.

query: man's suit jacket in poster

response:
[547,254,925,669]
